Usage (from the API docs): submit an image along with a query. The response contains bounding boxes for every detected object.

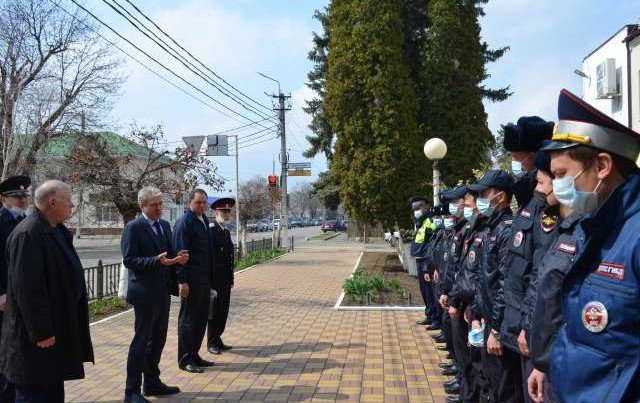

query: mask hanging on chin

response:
[532,190,550,210]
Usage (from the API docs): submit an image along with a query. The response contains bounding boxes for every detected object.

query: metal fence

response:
[83,235,293,301]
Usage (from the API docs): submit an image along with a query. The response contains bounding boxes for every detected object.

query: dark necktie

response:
[152,221,167,252]
[16,214,25,222]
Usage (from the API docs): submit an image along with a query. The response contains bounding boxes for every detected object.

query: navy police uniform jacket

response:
[550,174,640,402]
[530,212,580,373]
[441,220,467,296]
[449,220,483,309]
[209,221,235,288]
[173,211,214,284]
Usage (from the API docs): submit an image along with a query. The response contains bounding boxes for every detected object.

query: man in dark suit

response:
[0,175,31,402]
[207,197,236,354]
[121,186,188,403]
[0,180,93,403]
[173,189,215,373]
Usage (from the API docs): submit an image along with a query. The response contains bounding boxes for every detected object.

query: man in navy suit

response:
[121,187,188,403]
[173,189,215,373]
[0,175,31,402]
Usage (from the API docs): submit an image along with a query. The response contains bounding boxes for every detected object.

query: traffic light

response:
[268,174,277,188]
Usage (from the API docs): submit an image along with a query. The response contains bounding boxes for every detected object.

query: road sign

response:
[288,169,311,176]
[206,135,229,156]
[182,136,205,151]
[287,162,311,170]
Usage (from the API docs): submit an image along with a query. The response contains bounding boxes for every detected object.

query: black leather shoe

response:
[446,396,462,403]
[431,332,444,339]
[441,365,459,376]
[218,343,232,350]
[208,345,221,355]
[144,382,180,397]
[433,335,447,343]
[443,379,458,388]
[416,318,431,325]
[439,361,455,369]
[445,352,454,359]
[179,363,203,373]
[426,323,441,331]
[445,382,461,395]
[196,357,215,367]
[124,392,150,403]
[437,345,449,351]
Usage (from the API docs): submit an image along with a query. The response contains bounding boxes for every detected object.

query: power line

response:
[123,0,274,114]
[104,0,277,125]
[155,119,274,147]
[51,1,244,122]
[69,0,269,127]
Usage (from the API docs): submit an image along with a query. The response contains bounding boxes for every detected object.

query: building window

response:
[95,205,121,223]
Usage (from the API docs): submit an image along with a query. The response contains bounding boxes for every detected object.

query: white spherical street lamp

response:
[423,138,447,206]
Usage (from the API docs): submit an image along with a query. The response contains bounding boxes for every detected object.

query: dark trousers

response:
[126,296,170,393]
[178,281,210,365]
[14,382,63,403]
[429,281,443,326]
[0,313,14,402]
[417,259,440,323]
[442,309,455,357]
[480,327,523,403]
[521,356,535,403]
[207,285,231,347]
[451,313,475,402]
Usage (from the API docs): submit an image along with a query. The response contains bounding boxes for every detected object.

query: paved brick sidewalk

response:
[66,245,448,402]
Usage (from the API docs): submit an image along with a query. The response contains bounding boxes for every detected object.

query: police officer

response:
[410,197,437,326]
[0,175,30,402]
[425,204,446,331]
[468,170,518,403]
[207,197,235,354]
[499,116,554,402]
[447,187,485,403]
[526,147,579,403]
[543,89,640,402]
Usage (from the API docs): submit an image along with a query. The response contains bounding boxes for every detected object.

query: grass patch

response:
[89,296,129,320]
[308,232,338,241]
[235,248,286,271]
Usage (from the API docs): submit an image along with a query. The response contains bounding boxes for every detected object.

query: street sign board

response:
[288,169,311,176]
[182,136,205,151]
[287,162,311,170]
[206,135,229,156]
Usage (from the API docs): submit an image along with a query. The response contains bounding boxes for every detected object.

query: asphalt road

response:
[77,226,326,267]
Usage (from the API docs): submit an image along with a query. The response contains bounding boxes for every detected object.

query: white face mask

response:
[552,170,602,215]
[414,210,423,220]
[8,206,27,216]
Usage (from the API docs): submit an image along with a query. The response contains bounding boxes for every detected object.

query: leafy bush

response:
[343,275,373,302]
[370,276,385,291]
[89,297,126,316]
[236,248,285,270]
[387,278,407,299]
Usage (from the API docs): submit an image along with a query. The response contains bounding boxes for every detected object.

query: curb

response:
[307,232,341,242]
[333,251,426,311]
[234,251,292,275]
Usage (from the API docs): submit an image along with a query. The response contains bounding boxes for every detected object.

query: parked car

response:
[246,220,259,232]
[313,219,322,226]
[321,220,338,232]
[289,218,303,228]
[262,219,273,231]
[272,219,281,230]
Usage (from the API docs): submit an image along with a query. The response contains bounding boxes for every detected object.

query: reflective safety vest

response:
[415,218,436,244]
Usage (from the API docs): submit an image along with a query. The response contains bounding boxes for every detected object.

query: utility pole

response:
[258,72,291,248]
[77,111,85,239]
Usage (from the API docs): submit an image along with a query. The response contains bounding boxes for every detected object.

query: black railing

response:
[84,235,293,301]
[84,260,121,301]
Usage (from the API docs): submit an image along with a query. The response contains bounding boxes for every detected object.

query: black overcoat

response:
[0,209,94,386]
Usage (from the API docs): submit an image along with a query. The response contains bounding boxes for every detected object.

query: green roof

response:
[41,132,163,159]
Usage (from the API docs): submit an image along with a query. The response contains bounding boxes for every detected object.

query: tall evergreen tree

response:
[325,0,428,227]
[421,0,511,184]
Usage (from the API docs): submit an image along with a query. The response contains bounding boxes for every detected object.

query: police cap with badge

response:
[467,169,515,195]
[542,88,640,166]
[210,197,235,210]
[408,196,429,211]
[0,175,31,198]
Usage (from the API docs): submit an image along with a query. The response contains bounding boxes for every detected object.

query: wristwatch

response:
[490,329,501,341]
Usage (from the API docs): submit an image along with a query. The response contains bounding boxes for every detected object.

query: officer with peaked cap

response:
[0,175,30,402]
[425,203,446,332]
[207,197,236,354]
[543,89,640,402]
[409,196,437,326]
[500,116,555,403]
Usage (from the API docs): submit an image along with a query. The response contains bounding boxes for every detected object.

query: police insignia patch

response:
[451,243,456,254]
[556,242,576,255]
[540,214,557,233]
[513,231,524,248]
[582,301,608,333]
[520,209,531,218]
[595,262,625,280]
[468,251,476,263]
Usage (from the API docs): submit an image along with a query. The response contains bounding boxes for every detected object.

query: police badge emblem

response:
[468,250,476,264]
[540,213,557,233]
[513,231,524,248]
[582,301,608,333]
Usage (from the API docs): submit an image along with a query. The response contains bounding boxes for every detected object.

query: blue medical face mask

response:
[476,192,502,217]
[444,218,455,229]
[434,218,443,228]
[511,160,524,178]
[463,206,474,220]
[413,209,423,220]
[449,202,462,218]
[552,170,602,215]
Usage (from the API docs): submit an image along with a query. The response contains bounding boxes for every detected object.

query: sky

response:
[84,0,640,196]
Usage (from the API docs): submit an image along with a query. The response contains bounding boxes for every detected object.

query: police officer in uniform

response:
[544,89,640,402]
[499,116,554,402]
[425,205,445,331]
[469,171,519,403]
[0,175,31,402]
[207,197,236,354]
[410,197,437,326]
[526,147,579,403]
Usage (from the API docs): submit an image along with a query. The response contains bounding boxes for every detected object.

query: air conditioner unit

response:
[596,58,619,99]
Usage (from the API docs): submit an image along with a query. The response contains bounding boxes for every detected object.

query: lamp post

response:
[423,138,447,207]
